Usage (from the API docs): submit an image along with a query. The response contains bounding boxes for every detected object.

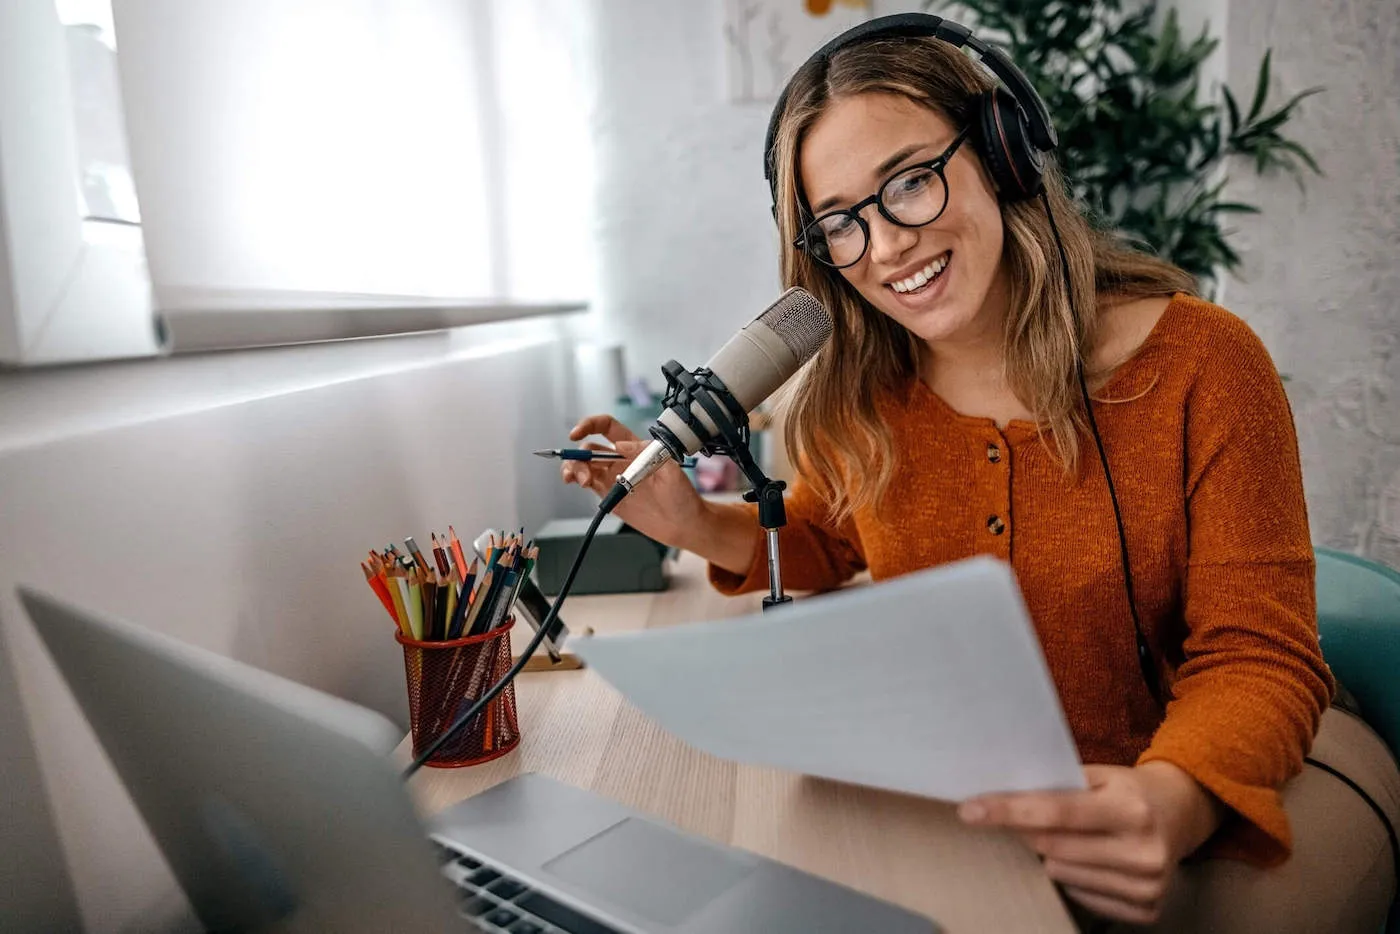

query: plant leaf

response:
[1221,86,1243,141]
[1211,201,1262,215]
[1278,139,1323,175]
[1248,49,1272,122]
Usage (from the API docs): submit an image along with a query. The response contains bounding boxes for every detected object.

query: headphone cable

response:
[1039,190,1162,709]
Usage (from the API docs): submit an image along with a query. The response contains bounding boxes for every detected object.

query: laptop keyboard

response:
[433,840,626,934]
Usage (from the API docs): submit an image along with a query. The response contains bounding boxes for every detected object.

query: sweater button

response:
[986,515,1006,535]
[986,443,1001,463]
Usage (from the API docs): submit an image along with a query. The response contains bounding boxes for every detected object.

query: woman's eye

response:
[820,214,858,240]
[892,169,934,196]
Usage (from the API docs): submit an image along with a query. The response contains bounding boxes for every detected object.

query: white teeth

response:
[891,253,949,294]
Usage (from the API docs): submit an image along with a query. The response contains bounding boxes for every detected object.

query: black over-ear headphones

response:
[763,12,1058,214]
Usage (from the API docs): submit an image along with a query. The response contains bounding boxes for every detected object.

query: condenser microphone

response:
[599,287,832,513]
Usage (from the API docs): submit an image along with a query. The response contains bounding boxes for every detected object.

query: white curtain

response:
[112,0,595,309]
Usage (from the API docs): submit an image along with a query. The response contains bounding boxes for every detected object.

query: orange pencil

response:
[362,562,398,624]
[483,697,494,752]
[447,526,470,583]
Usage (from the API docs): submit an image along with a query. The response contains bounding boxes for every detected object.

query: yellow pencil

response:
[443,567,459,636]
[384,568,411,638]
[405,570,425,641]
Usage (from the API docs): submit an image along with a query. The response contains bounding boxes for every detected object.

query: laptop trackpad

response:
[543,817,755,925]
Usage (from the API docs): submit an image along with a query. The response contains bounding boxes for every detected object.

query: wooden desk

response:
[400,551,1076,934]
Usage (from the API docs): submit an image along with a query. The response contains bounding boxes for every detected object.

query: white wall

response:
[1222,0,1400,564]
[0,320,595,932]
[584,0,787,387]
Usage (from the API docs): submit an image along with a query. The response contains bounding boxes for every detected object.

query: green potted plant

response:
[926,0,1321,293]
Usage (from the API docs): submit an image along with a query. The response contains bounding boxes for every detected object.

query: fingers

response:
[560,461,586,486]
[960,790,1128,835]
[1059,883,1163,926]
[559,417,653,495]
[561,460,609,492]
[570,414,641,444]
[560,456,628,494]
[1028,831,1170,877]
[1044,857,1167,906]
[581,438,648,455]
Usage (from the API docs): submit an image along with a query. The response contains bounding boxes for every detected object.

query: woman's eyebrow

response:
[810,143,935,213]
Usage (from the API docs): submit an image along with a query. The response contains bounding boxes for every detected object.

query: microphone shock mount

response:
[653,360,792,611]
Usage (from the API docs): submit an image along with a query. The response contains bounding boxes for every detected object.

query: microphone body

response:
[614,288,831,497]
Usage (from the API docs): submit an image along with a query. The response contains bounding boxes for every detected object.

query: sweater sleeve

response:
[708,473,867,595]
[1136,310,1334,866]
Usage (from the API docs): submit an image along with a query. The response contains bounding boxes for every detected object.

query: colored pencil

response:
[362,562,398,625]
[447,526,469,581]
[404,563,424,640]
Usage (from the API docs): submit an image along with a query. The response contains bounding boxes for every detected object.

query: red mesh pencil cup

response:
[397,617,520,768]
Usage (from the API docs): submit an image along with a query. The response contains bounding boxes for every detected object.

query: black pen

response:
[534,448,626,461]
[534,448,698,467]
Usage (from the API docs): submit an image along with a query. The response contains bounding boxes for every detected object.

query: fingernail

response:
[958,802,986,823]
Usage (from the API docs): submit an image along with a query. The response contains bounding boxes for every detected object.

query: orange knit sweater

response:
[710,294,1335,865]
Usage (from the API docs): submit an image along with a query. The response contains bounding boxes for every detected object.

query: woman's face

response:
[799,92,1008,347]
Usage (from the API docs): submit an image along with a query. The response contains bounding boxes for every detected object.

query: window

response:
[0,0,592,364]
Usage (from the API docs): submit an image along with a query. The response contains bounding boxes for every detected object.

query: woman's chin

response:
[867,269,994,345]
[879,295,976,344]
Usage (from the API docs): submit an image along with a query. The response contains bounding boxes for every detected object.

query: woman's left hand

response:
[957,761,1226,925]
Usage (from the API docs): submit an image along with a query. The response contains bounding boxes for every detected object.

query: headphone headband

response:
[762,12,1057,200]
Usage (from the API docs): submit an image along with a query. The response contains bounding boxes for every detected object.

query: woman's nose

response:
[865,210,919,267]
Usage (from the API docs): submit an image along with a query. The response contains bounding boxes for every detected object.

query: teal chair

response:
[1314,547,1400,934]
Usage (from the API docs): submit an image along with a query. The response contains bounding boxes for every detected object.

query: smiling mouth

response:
[887,251,951,295]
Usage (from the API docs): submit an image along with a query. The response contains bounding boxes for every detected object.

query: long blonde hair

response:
[771,36,1196,522]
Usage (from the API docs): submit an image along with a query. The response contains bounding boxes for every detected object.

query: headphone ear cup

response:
[976,88,1044,202]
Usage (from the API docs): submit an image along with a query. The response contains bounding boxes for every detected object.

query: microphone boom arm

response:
[653,360,792,611]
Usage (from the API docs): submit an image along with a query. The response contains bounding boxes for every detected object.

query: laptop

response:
[18,587,938,933]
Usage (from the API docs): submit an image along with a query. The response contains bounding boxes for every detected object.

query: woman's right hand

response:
[559,414,706,550]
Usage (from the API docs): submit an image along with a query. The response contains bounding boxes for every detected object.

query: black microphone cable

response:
[402,489,624,778]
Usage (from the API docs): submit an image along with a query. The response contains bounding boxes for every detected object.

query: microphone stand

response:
[652,361,792,611]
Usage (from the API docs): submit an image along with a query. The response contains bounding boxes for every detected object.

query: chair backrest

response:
[1315,547,1400,756]
[1313,548,1400,934]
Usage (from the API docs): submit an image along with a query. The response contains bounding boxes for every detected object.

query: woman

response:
[560,20,1398,932]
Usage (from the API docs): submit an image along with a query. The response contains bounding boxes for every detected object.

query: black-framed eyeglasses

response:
[794,126,971,270]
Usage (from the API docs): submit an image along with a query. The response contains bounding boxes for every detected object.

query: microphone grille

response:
[757,288,833,364]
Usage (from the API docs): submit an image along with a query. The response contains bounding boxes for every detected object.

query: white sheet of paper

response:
[573,556,1085,801]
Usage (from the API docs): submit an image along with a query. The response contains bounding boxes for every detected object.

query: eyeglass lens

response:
[805,166,949,268]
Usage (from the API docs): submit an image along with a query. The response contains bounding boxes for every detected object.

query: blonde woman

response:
[561,14,1397,931]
